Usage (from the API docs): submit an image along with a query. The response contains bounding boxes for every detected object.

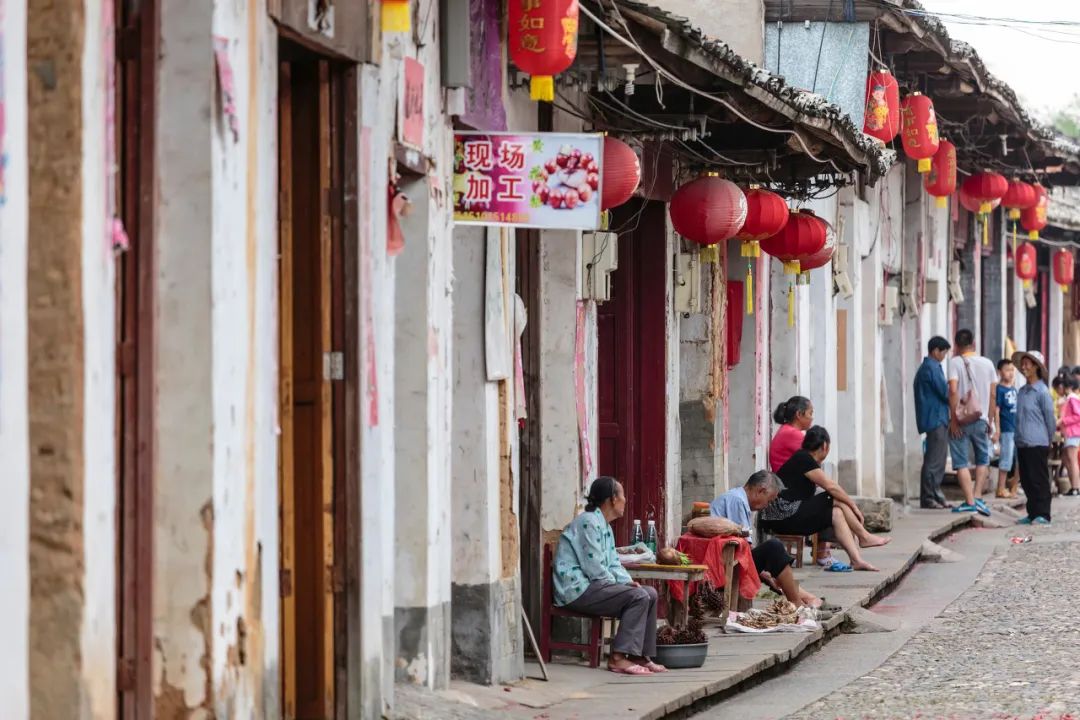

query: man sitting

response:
[710,470,825,609]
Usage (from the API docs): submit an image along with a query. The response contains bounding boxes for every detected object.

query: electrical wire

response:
[581,2,848,174]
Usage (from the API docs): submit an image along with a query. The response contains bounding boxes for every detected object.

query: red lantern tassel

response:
[746,263,753,316]
[787,283,795,328]
[382,0,411,32]
[935,196,947,209]
[530,76,555,102]
[982,215,989,247]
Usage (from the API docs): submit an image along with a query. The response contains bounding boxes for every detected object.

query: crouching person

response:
[553,476,667,676]
[710,470,825,609]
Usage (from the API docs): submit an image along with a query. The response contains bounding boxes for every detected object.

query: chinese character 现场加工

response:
[463,139,495,170]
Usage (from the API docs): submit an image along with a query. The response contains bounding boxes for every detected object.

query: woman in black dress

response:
[760,426,891,571]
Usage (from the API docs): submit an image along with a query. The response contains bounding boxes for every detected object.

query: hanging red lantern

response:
[509,0,579,102]
[1054,248,1074,291]
[958,185,1001,215]
[600,137,640,210]
[1002,180,1038,220]
[1015,241,1037,288]
[735,188,789,258]
[761,209,827,275]
[924,139,956,208]
[382,0,411,32]
[863,69,900,143]
[900,93,939,173]
[961,172,1008,214]
[669,176,747,247]
[796,223,836,284]
[1021,185,1049,240]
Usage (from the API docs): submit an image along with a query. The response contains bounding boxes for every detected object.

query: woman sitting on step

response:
[552,476,667,676]
[760,426,891,572]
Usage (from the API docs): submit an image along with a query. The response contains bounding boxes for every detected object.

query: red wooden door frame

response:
[597,199,668,545]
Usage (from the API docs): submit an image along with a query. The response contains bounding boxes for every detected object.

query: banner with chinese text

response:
[453,131,604,229]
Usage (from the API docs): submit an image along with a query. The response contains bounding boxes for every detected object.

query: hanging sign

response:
[453,131,603,229]
[399,57,424,148]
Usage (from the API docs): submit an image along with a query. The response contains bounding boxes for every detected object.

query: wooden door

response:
[597,200,668,545]
[279,42,349,720]
[115,0,157,715]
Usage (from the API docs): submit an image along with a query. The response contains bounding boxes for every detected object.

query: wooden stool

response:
[539,545,610,667]
[772,533,819,568]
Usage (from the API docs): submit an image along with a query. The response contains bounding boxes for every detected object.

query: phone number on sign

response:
[454,210,531,224]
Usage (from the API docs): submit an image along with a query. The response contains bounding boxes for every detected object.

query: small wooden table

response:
[626,563,708,626]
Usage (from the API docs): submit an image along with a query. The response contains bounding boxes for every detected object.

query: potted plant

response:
[654,594,709,669]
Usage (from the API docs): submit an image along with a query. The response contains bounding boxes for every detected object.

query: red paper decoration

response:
[961,172,1008,215]
[600,137,640,210]
[1021,185,1049,240]
[863,69,900,143]
[1002,180,1038,220]
[509,0,579,101]
[900,93,939,173]
[761,209,827,275]
[1054,248,1074,291]
[1016,241,1037,287]
[669,176,747,247]
[735,188,789,258]
[924,140,956,208]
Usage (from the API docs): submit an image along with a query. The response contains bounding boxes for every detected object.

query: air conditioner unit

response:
[948,260,964,304]
[881,285,899,326]
[832,244,854,299]
[673,252,701,315]
[581,232,618,302]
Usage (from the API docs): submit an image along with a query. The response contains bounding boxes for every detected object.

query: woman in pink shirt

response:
[770,396,814,472]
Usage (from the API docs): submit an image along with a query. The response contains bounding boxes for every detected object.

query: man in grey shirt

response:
[1012,350,1056,525]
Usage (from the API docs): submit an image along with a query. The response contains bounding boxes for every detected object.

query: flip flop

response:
[824,561,853,572]
[817,598,842,612]
[641,661,667,673]
[609,664,652,675]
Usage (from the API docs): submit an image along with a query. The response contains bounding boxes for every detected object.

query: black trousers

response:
[920,425,949,507]
[752,539,793,578]
[1017,445,1052,521]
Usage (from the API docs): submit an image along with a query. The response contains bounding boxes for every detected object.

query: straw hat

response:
[1011,349,1048,381]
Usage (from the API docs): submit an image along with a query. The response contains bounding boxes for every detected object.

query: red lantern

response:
[735,188,789,258]
[1021,185,1049,240]
[958,185,1000,215]
[509,0,579,102]
[961,172,1008,215]
[1015,241,1037,288]
[761,209,827,275]
[1054,248,1074,291]
[669,177,747,247]
[924,140,956,208]
[796,223,836,284]
[1002,180,1038,220]
[600,137,640,210]
[863,69,900,143]
[900,93,939,173]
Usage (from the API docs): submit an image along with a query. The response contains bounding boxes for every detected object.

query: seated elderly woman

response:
[553,476,667,676]
[761,426,890,572]
[711,470,828,608]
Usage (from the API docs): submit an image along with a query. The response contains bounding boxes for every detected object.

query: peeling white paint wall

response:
[660,0,765,64]
[0,1,30,715]
[81,0,118,713]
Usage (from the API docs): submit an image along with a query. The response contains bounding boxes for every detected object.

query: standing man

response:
[947,329,996,517]
[914,336,952,509]
[1013,350,1056,525]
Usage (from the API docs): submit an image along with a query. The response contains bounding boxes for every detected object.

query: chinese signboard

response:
[453,131,603,229]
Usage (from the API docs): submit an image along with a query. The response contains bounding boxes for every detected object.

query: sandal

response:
[995,490,1011,499]
[640,661,667,673]
[609,664,652,675]
[824,561,853,572]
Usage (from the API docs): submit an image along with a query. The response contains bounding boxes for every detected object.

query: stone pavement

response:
[392,502,1023,720]
[785,496,1080,720]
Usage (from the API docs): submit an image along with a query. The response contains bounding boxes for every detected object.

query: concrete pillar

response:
[393,171,452,689]
[981,212,1007,362]
[0,0,30,713]
[1050,275,1066,373]
[858,218,885,498]
[153,2,216,714]
[449,228,524,686]
[27,0,116,715]
[725,240,759,486]
[836,187,864,494]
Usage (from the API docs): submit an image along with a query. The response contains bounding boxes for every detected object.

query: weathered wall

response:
[660,0,765,64]
[0,0,30,715]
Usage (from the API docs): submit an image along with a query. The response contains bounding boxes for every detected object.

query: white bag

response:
[616,542,656,566]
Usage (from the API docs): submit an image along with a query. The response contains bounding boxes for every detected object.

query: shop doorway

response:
[278,39,357,720]
[597,199,669,545]
[114,0,157,715]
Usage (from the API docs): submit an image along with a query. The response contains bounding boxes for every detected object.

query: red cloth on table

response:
[669,533,760,604]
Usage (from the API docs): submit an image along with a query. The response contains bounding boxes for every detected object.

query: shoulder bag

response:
[954,357,983,426]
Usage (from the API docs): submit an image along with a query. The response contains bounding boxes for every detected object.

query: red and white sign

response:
[400,57,424,148]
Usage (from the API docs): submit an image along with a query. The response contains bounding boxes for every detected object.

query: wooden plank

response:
[837,308,848,391]
[317,59,336,716]
[277,59,298,720]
